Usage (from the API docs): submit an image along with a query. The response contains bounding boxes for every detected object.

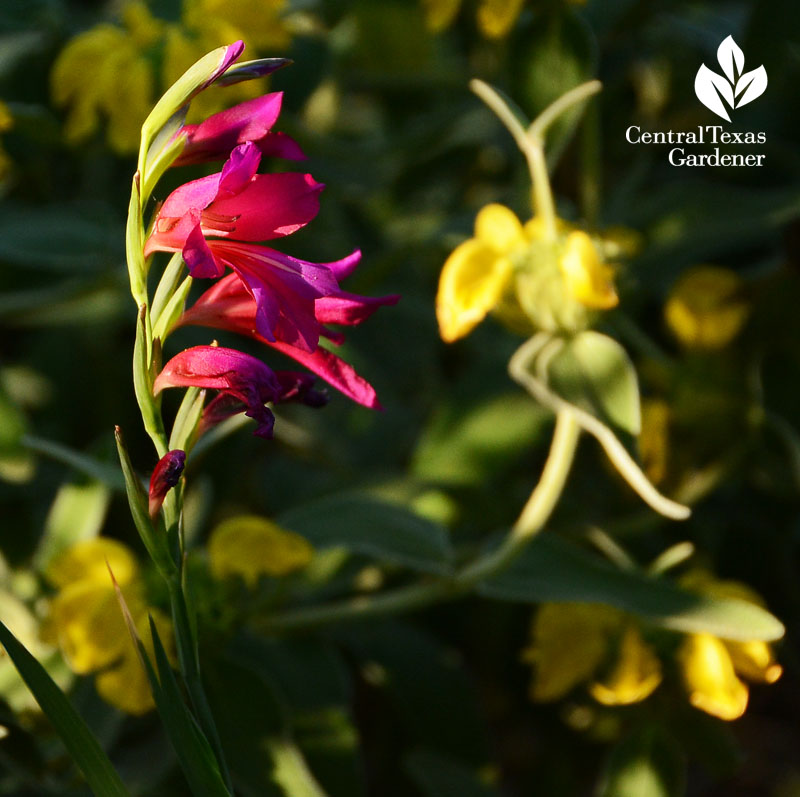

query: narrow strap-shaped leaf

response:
[0,619,130,797]
[143,618,231,797]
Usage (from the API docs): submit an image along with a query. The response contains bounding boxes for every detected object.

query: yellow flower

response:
[182,0,290,52]
[51,4,159,154]
[421,0,527,38]
[477,0,526,39]
[421,0,462,32]
[45,538,174,715]
[589,624,662,706]
[208,515,313,588]
[436,204,619,341]
[664,266,749,350]
[522,603,661,705]
[677,571,781,721]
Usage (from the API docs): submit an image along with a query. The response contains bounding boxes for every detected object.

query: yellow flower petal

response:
[421,0,462,32]
[436,239,512,342]
[45,538,139,589]
[589,625,662,706]
[474,203,525,254]
[725,640,782,685]
[523,216,571,241]
[50,581,143,674]
[664,266,749,350]
[678,633,748,721]
[209,515,313,587]
[559,231,619,310]
[476,0,526,38]
[522,603,622,702]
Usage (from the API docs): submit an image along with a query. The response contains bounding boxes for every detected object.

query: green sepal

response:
[152,274,193,344]
[140,43,238,161]
[169,387,206,455]
[114,426,177,578]
[141,107,188,202]
[151,252,185,324]
[133,305,168,452]
[125,174,147,305]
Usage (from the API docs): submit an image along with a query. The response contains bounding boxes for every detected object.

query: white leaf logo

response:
[694,35,767,122]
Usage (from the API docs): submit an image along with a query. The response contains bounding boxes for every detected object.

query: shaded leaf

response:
[479,534,785,641]
[599,726,685,797]
[0,619,129,797]
[278,493,453,574]
[546,331,641,435]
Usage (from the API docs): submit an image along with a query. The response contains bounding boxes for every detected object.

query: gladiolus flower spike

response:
[142,43,396,439]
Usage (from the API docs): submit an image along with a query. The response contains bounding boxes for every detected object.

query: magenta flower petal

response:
[148,449,186,518]
[324,250,362,281]
[257,132,305,161]
[174,93,304,166]
[183,224,225,278]
[217,142,262,197]
[315,291,400,326]
[154,345,281,438]
[178,276,388,408]
[207,41,246,89]
[269,341,382,409]
[207,172,323,240]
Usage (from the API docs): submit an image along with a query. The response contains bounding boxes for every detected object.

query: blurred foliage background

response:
[1,0,800,794]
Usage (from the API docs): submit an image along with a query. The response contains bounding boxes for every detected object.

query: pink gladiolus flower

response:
[179,271,399,408]
[145,142,344,350]
[175,93,305,166]
[148,450,186,518]
[154,346,282,438]
[153,346,326,438]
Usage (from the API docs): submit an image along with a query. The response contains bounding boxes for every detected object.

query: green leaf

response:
[278,493,453,574]
[405,750,500,797]
[547,331,641,435]
[115,428,176,578]
[142,619,231,797]
[599,726,686,797]
[21,434,124,490]
[412,393,550,486]
[35,480,111,570]
[479,535,785,641]
[0,619,130,797]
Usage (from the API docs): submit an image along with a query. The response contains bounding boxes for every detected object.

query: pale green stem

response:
[527,80,602,142]
[470,78,602,243]
[469,79,558,240]
[262,410,580,633]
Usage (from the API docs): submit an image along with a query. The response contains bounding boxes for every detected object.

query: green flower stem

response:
[262,410,580,633]
[125,154,231,791]
[470,78,602,244]
[469,79,559,240]
[167,579,233,792]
